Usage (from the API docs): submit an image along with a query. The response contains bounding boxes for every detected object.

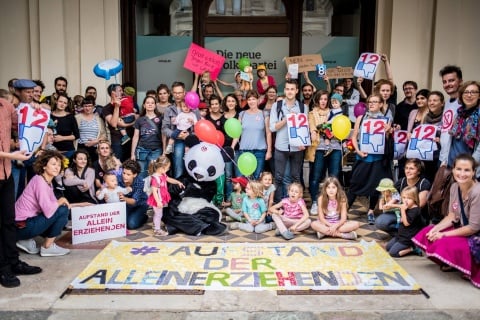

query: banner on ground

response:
[70,241,420,292]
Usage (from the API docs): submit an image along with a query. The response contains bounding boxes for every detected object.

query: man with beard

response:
[42,76,74,113]
[438,65,463,167]
[301,82,315,108]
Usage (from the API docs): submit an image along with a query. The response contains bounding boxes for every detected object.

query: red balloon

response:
[215,130,225,147]
[194,120,217,144]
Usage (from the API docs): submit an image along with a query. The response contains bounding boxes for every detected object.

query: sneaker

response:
[154,229,168,236]
[121,135,131,145]
[229,222,239,230]
[310,202,318,216]
[281,230,295,240]
[16,239,39,255]
[412,247,423,256]
[342,231,357,240]
[367,213,375,225]
[11,261,42,275]
[316,231,326,239]
[165,144,173,154]
[40,243,70,257]
[0,270,20,288]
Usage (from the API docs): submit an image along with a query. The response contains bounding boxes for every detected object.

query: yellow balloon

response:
[332,115,351,140]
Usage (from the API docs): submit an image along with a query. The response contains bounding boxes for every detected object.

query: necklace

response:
[41,174,53,187]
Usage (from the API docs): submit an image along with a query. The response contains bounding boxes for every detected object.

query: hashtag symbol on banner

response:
[130,246,159,256]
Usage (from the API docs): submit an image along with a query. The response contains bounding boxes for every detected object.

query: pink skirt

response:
[413,225,480,288]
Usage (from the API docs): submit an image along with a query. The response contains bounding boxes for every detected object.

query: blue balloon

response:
[93,59,123,80]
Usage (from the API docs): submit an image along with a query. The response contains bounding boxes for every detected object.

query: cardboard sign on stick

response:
[284,54,323,73]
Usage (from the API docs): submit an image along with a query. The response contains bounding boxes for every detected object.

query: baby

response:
[118,86,137,145]
[96,171,132,203]
[165,103,197,154]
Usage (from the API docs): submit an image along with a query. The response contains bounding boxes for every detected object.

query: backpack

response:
[143,175,160,196]
[276,100,305,120]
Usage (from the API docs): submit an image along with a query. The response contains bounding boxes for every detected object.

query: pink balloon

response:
[185,91,200,109]
[354,102,367,117]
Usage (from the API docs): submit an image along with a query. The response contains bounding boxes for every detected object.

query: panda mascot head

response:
[184,141,225,182]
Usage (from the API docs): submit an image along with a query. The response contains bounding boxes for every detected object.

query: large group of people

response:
[1,58,479,289]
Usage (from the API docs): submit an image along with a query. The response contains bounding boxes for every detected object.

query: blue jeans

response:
[386,237,411,257]
[11,162,26,200]
[273,149,304,203]
[224,161,234,197]
[17,205,69,240]
[126,203,149,230]
[111,142,123,162]
[375,211,398,234]
[173,140,186,179]
[136,147,162,178]
[308,149,342,201]
[236,149,266,180]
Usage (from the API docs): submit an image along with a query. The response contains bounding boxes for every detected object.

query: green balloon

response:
[224,118,242,139]
[238,152,257,176]
[238,57,251,72]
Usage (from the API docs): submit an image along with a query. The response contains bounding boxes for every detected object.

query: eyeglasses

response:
[368,100,381,104]
[463,90,480,96]
[403,87,415,91]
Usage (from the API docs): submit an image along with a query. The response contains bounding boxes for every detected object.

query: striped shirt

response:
[78,116,100,144]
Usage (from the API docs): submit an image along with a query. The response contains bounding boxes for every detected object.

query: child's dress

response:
[147,174,170,207]
[324,199,340,223]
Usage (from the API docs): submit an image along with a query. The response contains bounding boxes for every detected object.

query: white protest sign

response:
[71,202,127,244]
[286,113,311,147]
[17,103,50,154]
[288,63,299,79]
[394,130,408,160]
[406,124,437,161]
[359,118,387,155]
[353,53,381,80]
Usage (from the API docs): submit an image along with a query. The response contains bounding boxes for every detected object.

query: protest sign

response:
[183,43,225,80]
[326,66,354,79]
[71,202,126,244]
[353,53,381,80]
[17,103,50,154]
[286,113,311,147]
[284,54,323,73]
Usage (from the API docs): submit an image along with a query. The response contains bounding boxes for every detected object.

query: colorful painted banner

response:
[353,53,381,80]
[284,54,323,73]
[71,202,127,245]
[17,103,50,154]
[406,124,437,161]
[70,241,420,292]
[183,43,225,80]
[359,118,387,155]
[286,112,311,147]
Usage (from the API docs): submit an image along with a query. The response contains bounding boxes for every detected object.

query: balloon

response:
[238,57,251,72]
[238,152,257,176]
[224,118,242,139]
[194,120,217,144]
[215,130,225,147]
[185,91,200,110]
[353,102,367,117]
[332,115,351,140]
[93,59,123,80]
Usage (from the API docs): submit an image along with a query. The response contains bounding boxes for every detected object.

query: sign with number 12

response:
[17,103,50,154]
[286,113,311,147]
[353,53,381,80]
[360,118,387,154]
[406,124,437,161]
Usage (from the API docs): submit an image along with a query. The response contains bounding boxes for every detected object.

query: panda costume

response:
[162,138,228,236]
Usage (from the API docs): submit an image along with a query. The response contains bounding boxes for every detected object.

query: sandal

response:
[440,264,456,272]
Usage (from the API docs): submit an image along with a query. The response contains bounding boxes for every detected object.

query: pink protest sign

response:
[183,43,225,80]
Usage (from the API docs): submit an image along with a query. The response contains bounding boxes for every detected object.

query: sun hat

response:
[257,64,267,71]
[376,178,397,192]
[231,176,249,189]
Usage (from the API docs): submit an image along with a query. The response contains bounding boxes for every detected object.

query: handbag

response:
[458,187,480,264]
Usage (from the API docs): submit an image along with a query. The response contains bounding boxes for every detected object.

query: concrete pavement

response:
[1,246,479,319]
